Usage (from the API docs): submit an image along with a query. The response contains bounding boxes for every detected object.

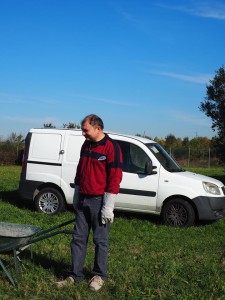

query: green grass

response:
[1,166,225,299]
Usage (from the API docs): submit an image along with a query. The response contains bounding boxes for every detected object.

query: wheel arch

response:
[161,195,199,220]
[33,182,66,203]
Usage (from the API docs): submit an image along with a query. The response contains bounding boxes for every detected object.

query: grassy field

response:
[1,166,225,300]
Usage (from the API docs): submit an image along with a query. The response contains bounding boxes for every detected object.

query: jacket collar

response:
[86,133,108,147]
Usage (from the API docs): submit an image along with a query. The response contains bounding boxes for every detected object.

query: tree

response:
[165,134,177,156]
[43,123,56,128]
[165,134,176,147]
[6,132,25,164]
[63,122,81,129]
[154,137,166,147]
[182,137,190,147]
[199,66,225,163]
[7,132,24,145]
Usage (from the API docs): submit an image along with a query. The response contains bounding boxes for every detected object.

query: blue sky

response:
[0,0,225,140]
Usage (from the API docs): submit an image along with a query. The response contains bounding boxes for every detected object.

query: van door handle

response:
[59,150,65,154]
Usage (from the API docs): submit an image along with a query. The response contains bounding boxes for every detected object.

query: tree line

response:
[0,130,220,167]
[137,133,219,167]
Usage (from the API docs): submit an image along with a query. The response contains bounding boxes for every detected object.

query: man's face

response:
[81,121,101,141]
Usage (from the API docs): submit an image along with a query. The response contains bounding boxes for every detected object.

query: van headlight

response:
[203,182,221,195]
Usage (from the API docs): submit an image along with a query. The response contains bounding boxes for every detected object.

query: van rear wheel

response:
[162,199,195,227]
[35,188,65,215]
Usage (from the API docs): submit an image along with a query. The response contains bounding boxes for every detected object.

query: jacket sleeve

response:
[105,140,123,194]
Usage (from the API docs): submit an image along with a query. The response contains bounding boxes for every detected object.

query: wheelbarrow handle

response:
[27,229,74,245]
[36,218,75,237]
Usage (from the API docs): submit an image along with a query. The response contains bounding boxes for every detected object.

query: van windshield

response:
[146,143,184,172]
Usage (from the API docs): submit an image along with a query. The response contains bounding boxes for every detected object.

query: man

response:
[55,114,123,291]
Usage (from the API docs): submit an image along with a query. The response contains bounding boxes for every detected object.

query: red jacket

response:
[75,134,123,195]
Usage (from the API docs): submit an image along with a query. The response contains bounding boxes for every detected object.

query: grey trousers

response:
[70,195,110,281]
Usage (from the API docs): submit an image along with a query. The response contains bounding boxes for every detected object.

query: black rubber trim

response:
[119,188,156,197]
[69,185,156,197]
[27,160,62,166]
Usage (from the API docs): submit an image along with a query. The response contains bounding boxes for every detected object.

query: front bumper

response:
[192,196,225,220]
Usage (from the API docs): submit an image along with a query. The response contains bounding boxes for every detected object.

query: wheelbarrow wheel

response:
[34,187,65,215]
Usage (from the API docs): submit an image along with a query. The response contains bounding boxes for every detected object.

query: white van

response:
[19,128,225,227]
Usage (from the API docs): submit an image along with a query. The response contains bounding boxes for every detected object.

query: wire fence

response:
[166,147,220,168]
[0,145,24,165]
[0,144,222,168]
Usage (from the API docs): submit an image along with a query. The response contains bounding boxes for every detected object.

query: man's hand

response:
[101,193,116,224]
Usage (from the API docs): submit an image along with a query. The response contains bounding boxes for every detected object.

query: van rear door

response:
[19,130,64,200]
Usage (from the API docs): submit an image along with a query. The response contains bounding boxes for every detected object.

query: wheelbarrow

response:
[0,218,75,286]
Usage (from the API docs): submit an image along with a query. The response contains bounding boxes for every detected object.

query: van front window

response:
[146,143,183,172]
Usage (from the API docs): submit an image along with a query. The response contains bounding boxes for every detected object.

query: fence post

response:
[188,147,190,168]
[208,147,211,168]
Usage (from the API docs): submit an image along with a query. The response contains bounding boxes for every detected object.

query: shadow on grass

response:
[13,248,92,280]
[0,189,72,214]
[115,210,163,225]
[0,190,34,211]
[1,189,222,229]
[114,210,218,227]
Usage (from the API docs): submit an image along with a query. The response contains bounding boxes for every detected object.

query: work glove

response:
[101,192,116,224]
[73,185,80,210]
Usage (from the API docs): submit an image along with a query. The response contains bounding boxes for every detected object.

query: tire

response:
[162,198,195,227]
[34,187,65,215]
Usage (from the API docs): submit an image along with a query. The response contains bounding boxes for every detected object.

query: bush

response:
[0,142,24,165]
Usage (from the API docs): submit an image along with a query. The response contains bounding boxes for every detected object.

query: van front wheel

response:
[162,199,195,227]
[35,188,65,215]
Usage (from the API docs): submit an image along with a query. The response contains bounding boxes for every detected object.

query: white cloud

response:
[0,92,62,105]
[107,0,146,30]
[159,1,225,20]
[148,70,212,84]
[168,109,211,127]
[2,115,58,125]
[77,95,137,107]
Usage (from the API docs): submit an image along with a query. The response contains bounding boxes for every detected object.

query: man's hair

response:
[81,114,104,130]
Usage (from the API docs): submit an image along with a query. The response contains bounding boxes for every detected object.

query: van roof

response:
[29,128,156,144]
[107,131,155,144]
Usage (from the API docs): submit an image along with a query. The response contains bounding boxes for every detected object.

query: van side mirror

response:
[145,161,157,175]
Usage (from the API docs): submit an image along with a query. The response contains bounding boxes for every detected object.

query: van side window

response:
[117,141,150,173]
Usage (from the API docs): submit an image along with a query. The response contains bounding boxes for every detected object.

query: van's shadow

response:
[0,190,162,225]
[0,190,219,228]
[0,190,35,211]
[114,211,216,227]
[114,210,163,225]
